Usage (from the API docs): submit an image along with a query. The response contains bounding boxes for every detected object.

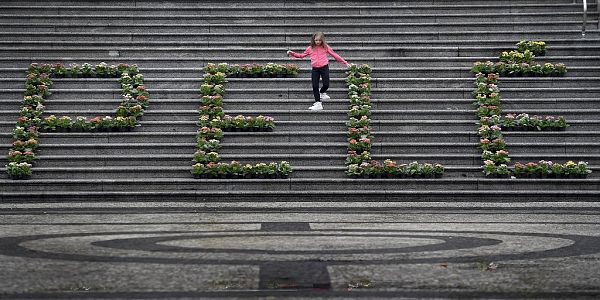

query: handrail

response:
[578,0,588,37]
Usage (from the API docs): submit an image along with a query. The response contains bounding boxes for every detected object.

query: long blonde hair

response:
[310,32,329,49]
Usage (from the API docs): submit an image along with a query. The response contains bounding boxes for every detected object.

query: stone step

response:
[3,141,599,155]
[2,130,594,144]
[0,120,450,132]
[2,66,599,78]
[2,87,599,99]
[1,31,598,42]
[4,119,600,134]
[0,3,593,15]
[3,77,598,90]
[10,165,600,180]
[4,166,600,179]
[3,117,598,131]
[3,96,600,106]
[2,188,599,202]
[2,35,600,45]
[3,107,599,120]
[0,41,600,54]
[13,201,594,210]
[0,154,443,167]
[1,76,597,89]
[8,152,600,168]
[0,0,589,7]
[1,188,599,202]
[0,12,596,25]
[1,56,599,68]
[1,176,598,193]
[0,20,596,33]
[6,119,600,133]
[2,45,600,58]
[2,98,600,112]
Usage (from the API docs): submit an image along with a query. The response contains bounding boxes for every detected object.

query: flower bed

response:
[192,161,292,179]
[204,62,299,78]
[5,63,148,179]
[472,41,590,178]
[478,114,568,132]
[500,113,568,131]
[516,40,546,56]
[472,40,565,77]
[198,114,275,132]
[344,64,444,178]
[191,62,293,179]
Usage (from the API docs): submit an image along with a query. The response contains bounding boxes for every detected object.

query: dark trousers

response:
[311,64,330,102]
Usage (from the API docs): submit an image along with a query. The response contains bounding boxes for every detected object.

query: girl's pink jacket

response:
[289,45,348,68]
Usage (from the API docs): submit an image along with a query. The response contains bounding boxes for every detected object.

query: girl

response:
[287,32,350,110]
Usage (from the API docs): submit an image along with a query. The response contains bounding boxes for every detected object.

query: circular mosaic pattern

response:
[1,229,598,265]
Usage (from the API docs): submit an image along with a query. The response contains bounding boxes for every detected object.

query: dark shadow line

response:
[1,209,600,215]
[0,289,598,299]
[0,222,598,226]
[0,221,600,225]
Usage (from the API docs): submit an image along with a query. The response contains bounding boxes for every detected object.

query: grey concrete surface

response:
[0,201,599,299]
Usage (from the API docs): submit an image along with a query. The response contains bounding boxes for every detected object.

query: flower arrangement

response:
[474,60,566,77]
[344,64,444,178]
[7,150,36,164]
[472,43,589,178]
[5,63,148,179]
[5,162,33,179]
[27,62,139,78]
[191,62,293,179]
[202,115,275,132]
[511,160,590,178]
[203,62,299,78]
[502,113,568,131]
[346,160,444,178]
[191,161,292,179]
[483,161,511,178]
[500,50,535,64]
[516,40,546,56]
[472,41,563,77]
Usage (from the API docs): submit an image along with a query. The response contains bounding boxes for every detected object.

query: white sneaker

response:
[308,101,323,111]
[320,93,331,100]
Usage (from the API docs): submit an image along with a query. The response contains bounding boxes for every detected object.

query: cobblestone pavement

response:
[0,201,599,299]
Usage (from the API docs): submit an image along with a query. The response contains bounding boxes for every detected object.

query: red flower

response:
[8,150,22,156]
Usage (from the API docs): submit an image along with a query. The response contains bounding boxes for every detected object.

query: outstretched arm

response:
[327,47,350,66]
[288,46,311,59]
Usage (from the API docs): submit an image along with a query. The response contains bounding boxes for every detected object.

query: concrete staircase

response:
[1,0,599,201]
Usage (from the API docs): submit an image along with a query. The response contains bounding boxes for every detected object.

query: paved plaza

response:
[0,201,599,299]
